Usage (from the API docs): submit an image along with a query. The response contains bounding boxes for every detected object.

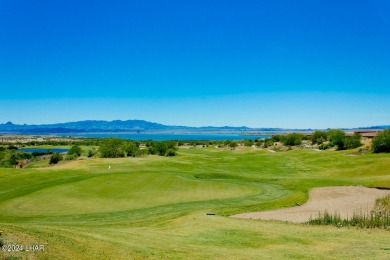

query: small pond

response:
[18,148,69,153]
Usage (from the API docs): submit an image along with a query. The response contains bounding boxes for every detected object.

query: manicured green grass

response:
[1,147,390,259]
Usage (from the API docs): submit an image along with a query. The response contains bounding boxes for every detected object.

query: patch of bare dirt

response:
[231,186,390,223]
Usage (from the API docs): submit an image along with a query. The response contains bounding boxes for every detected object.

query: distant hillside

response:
[0,120,252,134]
[0,120,388,134]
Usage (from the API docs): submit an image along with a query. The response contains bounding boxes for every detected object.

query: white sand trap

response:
[232,186,390,223]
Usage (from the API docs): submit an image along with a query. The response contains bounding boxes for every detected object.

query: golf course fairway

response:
[1,147,390,259]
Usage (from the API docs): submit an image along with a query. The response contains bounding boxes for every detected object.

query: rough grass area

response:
[1,147,390,259]
[309,195,390,228]
[376,194,390,212]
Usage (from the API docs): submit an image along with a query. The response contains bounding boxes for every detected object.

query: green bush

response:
[88,148,97,157]
[263,138,273,148]
[319,143,333,150]
[148,145,156,155]
[271,135,285,142]
[154,142,168,156]
[65,154,78,161]
[166,149,176,156]
[68,145,82,157]
[243,139,253,147]
[255,140,264,147]
[49,153,63,164]
[344,135,362,150]
[0,150,29,167]
[372,129,390,153]
[229,141,238,149]
[99,138,124,158]
[328,129,346,150]
[124,142,140,157]
[283,133,305,146]
[311,130,328,144]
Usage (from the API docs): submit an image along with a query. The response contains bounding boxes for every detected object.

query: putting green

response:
[0,173,258,216]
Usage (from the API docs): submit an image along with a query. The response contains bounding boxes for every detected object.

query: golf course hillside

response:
[1,147,390,259]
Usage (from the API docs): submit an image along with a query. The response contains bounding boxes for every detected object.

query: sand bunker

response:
[232,186,390,223]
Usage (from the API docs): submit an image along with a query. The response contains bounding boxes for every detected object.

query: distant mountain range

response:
[0,120,254,134]
[0,120,388,135]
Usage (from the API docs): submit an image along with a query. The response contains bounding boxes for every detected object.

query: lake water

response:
[19,148,69,153]
[56,133,270,141]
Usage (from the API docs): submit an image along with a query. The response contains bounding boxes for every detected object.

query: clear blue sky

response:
[1,0,389,128]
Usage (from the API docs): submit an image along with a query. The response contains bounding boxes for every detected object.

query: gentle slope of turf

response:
[1,147,390,259]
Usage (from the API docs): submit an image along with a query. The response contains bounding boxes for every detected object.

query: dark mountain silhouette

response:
[0,120,251,134]
[0,120,388,134]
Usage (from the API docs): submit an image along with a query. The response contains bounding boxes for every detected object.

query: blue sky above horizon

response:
[1,0,389,128]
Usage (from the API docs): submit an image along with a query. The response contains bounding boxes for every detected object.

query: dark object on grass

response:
[206,212,216,215]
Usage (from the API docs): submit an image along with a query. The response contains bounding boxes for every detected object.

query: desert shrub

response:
[124,142,140,157]
[243,139,253,147]
[229,141,238,149]
[137,149,149,156]
[327,129,346,150]
[263,138,273,148]
[145,140,154,147]
[68,145,82,157]
[166,149,176,156]
[164,141,178,151]
[146,140,176,156]
[255,139,264,147]
[49,153,63,164]
[311,130,328,144]
[283,133,305,146]
[344,134,362,150]
[154,142,168,156]
[148,145,156,155]
[271,135,285,142]
[88,148,97,157]
[372,129,390,153]
[65,154,78,161]
[0,151,19,167]
[99,138,124,158]
[319,142,333,150]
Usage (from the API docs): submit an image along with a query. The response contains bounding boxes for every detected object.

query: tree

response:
[372,129,390,153]
[99,138,125,158]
